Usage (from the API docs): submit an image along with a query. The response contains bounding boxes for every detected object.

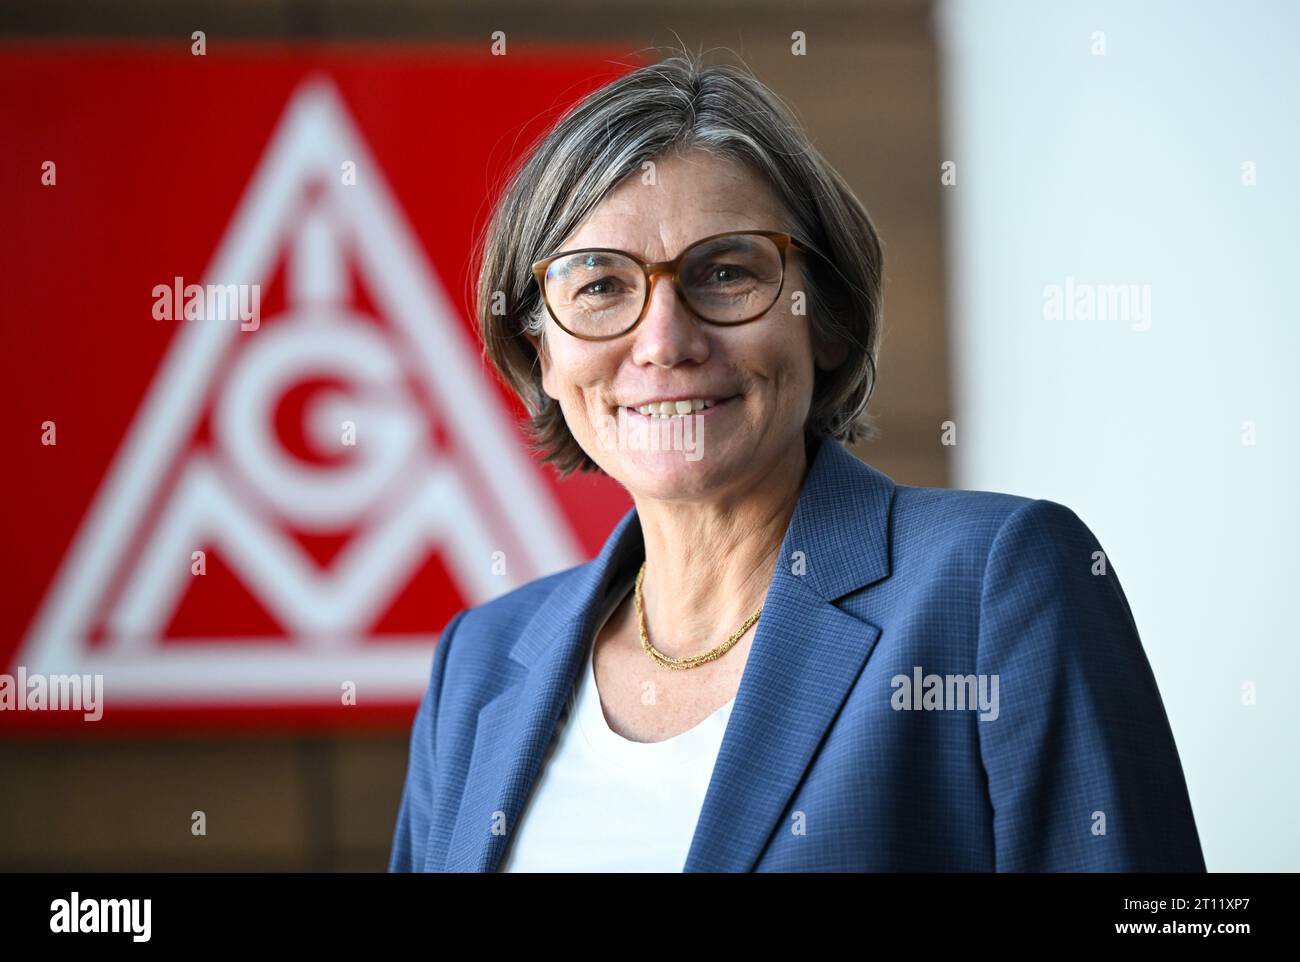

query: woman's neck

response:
[630,439,812,657]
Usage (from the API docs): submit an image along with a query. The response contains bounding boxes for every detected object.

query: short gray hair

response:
[474,47,883,477]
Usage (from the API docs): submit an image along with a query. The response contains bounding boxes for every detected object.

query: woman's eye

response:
[577,277,621,297]
[703,264,751,284]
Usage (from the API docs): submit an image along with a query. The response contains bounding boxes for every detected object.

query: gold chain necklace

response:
[634,561,763,671]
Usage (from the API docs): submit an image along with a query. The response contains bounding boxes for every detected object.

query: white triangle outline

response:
[16,76,583,702]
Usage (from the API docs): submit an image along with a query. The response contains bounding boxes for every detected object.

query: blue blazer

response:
[389,434,1205,872]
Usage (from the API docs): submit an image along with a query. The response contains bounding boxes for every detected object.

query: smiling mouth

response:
[620,395,740,419]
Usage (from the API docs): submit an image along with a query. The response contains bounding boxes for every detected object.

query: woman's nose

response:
[631,271,709,365]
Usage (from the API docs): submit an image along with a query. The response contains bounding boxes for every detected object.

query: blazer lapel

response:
[443,436,895,873]
[682,438,895,871]
[443,506,645,872]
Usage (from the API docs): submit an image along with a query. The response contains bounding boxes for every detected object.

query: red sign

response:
[0,46,639,731]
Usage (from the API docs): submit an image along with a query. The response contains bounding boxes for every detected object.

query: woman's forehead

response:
[557,221,774,259]
[556,153,784,254]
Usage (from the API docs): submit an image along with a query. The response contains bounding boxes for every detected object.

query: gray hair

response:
[474,46,883,478]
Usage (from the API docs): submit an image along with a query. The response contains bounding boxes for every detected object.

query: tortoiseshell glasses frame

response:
[530,229,804,341]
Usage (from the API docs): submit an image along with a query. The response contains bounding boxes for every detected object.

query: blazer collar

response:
[444,434,896,872]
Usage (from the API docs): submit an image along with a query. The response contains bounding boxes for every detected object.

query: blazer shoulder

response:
[885,481,1101,577]
[427,561,594,727]
[890,480,1035,549]
[446,562,583,641]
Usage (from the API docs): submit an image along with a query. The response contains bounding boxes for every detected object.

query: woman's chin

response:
[614,449,732,498]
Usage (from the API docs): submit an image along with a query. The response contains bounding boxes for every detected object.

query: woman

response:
[389,52,1205,872]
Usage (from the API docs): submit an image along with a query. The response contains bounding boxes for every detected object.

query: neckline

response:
[576,577,737,761]
[587,634,738,742]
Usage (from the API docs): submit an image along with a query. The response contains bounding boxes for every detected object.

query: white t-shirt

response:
[498,569,737,872]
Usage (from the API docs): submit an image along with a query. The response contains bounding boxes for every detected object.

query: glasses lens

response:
[543,251,644,338]
[680,234,784,322]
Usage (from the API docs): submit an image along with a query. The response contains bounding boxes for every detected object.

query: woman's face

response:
[527,148,844,502]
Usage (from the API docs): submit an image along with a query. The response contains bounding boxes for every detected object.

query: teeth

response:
[632,398,720,417]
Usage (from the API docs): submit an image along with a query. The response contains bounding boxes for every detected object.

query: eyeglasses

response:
[530,229,802,341]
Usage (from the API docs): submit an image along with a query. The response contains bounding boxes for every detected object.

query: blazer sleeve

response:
[975,498,1205,871]
[388,608,468,873]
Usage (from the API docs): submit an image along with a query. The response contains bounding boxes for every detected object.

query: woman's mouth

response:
[619,395,740,420]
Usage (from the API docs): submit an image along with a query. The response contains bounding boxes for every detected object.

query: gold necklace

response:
[634,561,763,671]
